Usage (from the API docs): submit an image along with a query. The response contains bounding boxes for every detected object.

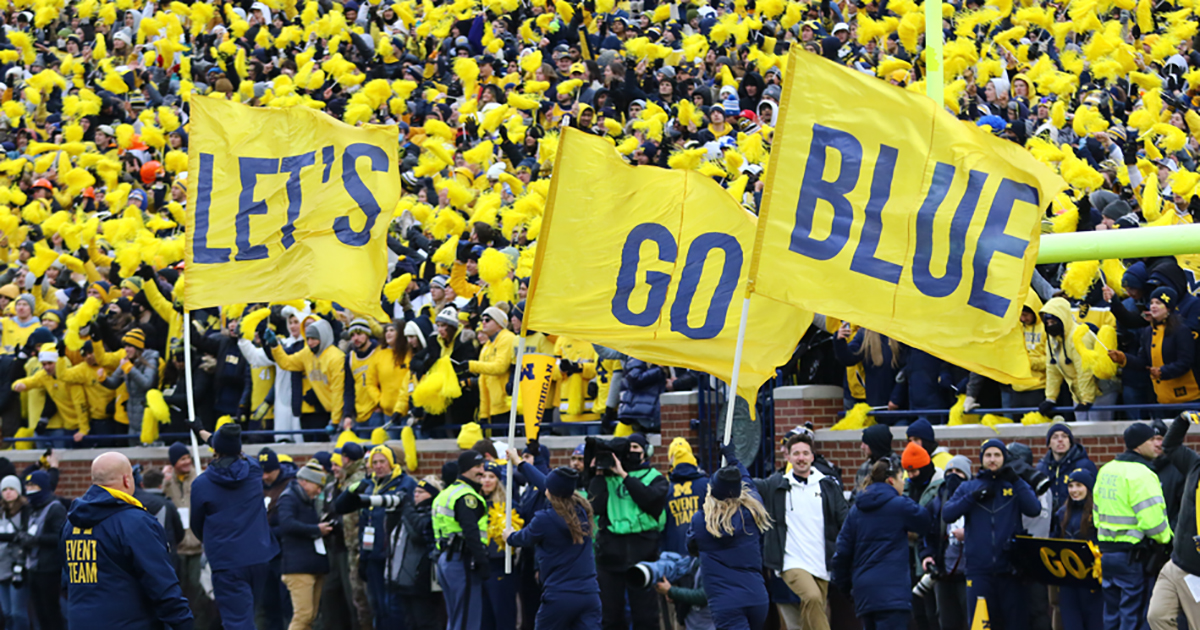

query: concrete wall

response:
[7,385,1187,498]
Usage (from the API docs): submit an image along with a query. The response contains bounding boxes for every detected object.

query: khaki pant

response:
[283,574,326,630]
[1149,560,1200,630]
[783,569,830,630]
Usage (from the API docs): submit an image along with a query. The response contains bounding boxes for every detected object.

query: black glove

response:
[559,359,578,375]
[971,483,991,503]
[1000,465,1020,483]
[136,263,156,282]
[1038,399,1057,416]
[720,442,739,465]
[1075,403,1093,413]
[262,329,279,349]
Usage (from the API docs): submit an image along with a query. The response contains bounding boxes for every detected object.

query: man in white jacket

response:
[238,306,308,443]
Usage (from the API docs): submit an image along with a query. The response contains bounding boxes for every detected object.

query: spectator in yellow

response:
[342,318,382,434]
[469,307,516,425]
[13,344,89,447]
[372,321,413,424]
[2,295,40,354]
[265,318,345,442]
[553,337,597,426]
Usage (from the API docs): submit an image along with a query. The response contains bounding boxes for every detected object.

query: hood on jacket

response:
[1147,257,1189,295]
[1123,261,1149,292]
[205,456,253,488]
[856,482,898,512]
[670,463,706,482]
[307,319,334,356]
[862,424,894,461]
[68,485,143,529]
[1023,286,1044,315]
[1039,297,1076,338]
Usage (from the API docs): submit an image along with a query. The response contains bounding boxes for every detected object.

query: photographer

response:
[1095,423,1173,630]
[586,434,669,630]
[942,439,1040,630]
[920,456,973,630]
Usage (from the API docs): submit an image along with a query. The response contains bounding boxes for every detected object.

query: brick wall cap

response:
[773,385,843,401]
[661,391,699,405]
[815,420,1143,444]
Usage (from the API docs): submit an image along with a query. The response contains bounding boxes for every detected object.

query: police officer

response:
[63,452,193,629]
[1095,422,1173,630]
[433,450,490,630]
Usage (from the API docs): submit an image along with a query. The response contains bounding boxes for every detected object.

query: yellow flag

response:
[527,129,812,405]
[520,353,555,439]
[184,96,400,319]
[751,49,1067,386]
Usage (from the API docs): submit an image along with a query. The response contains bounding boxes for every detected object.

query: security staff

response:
[63,452,193,630]
[1094,423,1173,630]
[433,450,490,630]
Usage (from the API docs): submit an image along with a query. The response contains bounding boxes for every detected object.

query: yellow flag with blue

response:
[184,96,400,319]
[751,49,1067,386]
[527,129,812,405]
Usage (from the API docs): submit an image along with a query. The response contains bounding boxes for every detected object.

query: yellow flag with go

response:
[184,96,400,319]
[527,129,812,406]
[751,50,1067,386]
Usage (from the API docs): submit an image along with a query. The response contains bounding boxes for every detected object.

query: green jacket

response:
[1094,453,1173,548]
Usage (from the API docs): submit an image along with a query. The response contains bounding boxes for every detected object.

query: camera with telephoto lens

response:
[1007,458,1051,496]
[912,573,935,598]
[628,552,697,589]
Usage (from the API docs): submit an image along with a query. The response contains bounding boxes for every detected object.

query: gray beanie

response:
[16,294,34,312]
[296,461,327,487]
[945,455,973,478]
[0,475,21,494]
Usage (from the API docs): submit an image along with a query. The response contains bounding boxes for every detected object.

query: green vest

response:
[432,481,489,550]
[605,468,666,535]
[1094,458,1172,546]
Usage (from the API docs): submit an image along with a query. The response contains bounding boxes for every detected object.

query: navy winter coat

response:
[942,470,1040,575]
[618,359,665,427]
[190,455,279,571]
[1037,443,1098,514]
[277,480,329,576]
[688,460,769,613]
[832,482,931,616]
[903,348,954,411]
[833,330,903,408]
[63,485,193,630]
[663,464,708,555]
[508,503,598,595]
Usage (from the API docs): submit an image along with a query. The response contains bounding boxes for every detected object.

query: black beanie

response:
[1124,423,1156,452]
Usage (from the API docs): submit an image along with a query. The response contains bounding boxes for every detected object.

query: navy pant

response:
[212,562,270,630]
[438,552,484,630]
[1061,584,1104,630]
[710,602,769,630]
[482,558,517,630]
[258,554,285,630]
[862,609,912,630]
[365,557,405,630]
[535,590,602,630]
[1102,551,1152,630]
[967,573,1023,630]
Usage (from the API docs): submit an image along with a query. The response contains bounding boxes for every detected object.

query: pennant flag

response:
[527,129,812,405]
[520,353,556,439]
[750,49,1067,386]
[184,96,400,319]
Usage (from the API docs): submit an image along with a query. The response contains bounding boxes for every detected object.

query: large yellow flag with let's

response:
[751,49,1066,386]
[184,96,400,319]
[527,129,812,405]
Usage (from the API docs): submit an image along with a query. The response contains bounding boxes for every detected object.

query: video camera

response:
[584,436,631,473]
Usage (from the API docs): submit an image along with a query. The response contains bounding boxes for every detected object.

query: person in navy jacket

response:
[688,444,773,630]
[943,439,1041,630]
[1056,468,1102,630]
[190,424,280,630]
[832,456,932,630]
[505,466,601,630]
[62,452,193,630]
[277,460,332,630]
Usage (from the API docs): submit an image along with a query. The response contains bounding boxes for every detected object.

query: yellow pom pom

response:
[948,395,981,425]
[1061,260,1100,299]
[401,426,418,471]
[1021,412,1053,425]
[384,273,412,303]
[829,403,875,430]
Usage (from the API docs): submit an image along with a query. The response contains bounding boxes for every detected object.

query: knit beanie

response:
[546,467,579,498]
[0,476,21,494]
[905,418,937,446]
[1150,287,1179,311]
[296,461,327,486]
[211,424,242,456]
[339,442,365,462]
[258,447,280,472]
[416,478,440,501]
[1045,423,1074,447]
[945,455,972,478]
[436,306,460,328]
[15,294,34,313]
[979,438,1008,462]
[862,424,894,460]
[710,466,743,500]
[1068,468,1096,491]
[122,328,146,349]
[901,442,931,470]
[457,450,485,474]
[1124,423,1156,452]
[168,442,189,466]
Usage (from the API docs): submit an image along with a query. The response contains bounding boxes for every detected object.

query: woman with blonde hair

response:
[687,443,774,630]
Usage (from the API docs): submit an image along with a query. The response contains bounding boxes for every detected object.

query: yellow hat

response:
[668,437,697,469]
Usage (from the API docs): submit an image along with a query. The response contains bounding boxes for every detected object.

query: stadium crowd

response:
[0,0,1200,624]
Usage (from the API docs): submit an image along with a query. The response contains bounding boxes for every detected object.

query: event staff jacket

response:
[1094,452,1173,551]
[63,485,193,630]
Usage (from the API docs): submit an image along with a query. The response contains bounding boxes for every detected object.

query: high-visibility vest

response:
[1094,458,1172,545]
[431,481,488,550]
